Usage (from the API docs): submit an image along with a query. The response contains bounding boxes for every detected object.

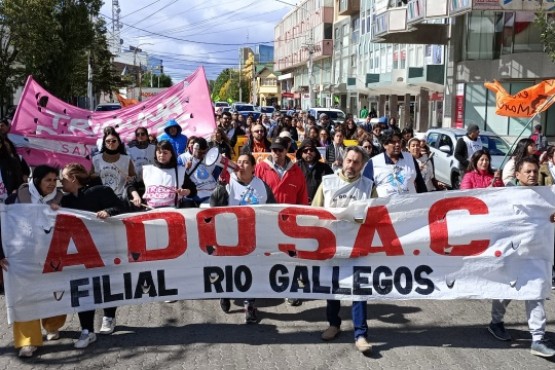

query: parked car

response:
[95,103,122,111]
[425,127,511,189]
[231,103,261,120]
[259,106,276,115]
[214,101,230,114]
[307,108,346,124]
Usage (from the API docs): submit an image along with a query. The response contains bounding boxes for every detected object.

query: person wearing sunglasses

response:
[92,127,142,210]
[295,138,332,203]
[127,128,156,192]
[241,124,271,154]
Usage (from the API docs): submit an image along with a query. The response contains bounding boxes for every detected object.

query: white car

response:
[425,127,511,189]
[307,108,346,124]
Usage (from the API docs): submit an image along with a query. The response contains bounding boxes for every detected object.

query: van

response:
[307,108,346,124]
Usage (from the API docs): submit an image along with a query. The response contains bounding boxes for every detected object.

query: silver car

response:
[425,128,511,189]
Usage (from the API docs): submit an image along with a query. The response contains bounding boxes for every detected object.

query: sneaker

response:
[164,300,177,303]
[355,337,372,353]
[286,298,302,306]
[220,298,231,313]
[531,339,555,357]
[74,330,97,349]
[487,322,512,341]
[46,331,60,341]
[18,345,36,358]
[321,326,341,341]
[99,316,115,335]
[245,305,258,324]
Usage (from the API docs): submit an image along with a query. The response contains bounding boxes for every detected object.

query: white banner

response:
[2,187,555,323]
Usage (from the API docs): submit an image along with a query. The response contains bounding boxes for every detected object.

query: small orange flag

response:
[484,79,555,117]
[115,93,139,108]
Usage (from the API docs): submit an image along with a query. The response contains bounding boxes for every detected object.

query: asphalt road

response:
[1,293,555,369]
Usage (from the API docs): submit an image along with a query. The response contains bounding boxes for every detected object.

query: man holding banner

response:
[311,146,373,354]
[487,155,555,358]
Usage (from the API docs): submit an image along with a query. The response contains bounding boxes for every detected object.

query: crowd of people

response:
[0,109,554,358]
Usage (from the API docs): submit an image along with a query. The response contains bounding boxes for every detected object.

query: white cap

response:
[279,131,292,139]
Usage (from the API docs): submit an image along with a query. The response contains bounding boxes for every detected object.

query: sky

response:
[99,0,294,82]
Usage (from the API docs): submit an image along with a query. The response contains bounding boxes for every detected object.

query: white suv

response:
[425,128,510,189]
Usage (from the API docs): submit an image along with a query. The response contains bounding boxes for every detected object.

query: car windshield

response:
[455,134,510,156]
[215,102,228,107]
[261,107,275,113]
[235,105,254,111]
[323,111,345,121]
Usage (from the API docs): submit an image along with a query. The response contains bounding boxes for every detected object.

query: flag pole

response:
[499,92,555,169]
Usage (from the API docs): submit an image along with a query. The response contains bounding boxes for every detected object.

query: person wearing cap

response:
[296,138,333,203]
[454,124,482,173]
[255,136,308,307]
[278,130,297,153]
[318,113,332,134]
[311,146,373,354]
[158,118,188,155]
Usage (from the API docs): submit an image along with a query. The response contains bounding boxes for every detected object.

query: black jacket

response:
[297,160,333,202]
[61,184,126,216]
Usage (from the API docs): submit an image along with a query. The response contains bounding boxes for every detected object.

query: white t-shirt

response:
[92,154,131,197]
[142,165,186,208]
[127,144,156,181]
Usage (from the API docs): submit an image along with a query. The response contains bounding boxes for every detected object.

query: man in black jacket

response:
[296,138,333,203]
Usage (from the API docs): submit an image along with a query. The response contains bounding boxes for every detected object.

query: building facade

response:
[274,0,334,109]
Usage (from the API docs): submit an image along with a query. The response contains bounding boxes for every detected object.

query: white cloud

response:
[101,0,291,81]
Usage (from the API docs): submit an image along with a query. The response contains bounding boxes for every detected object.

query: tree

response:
[536,10,555,63]
[140,71,172,88]
[212,68,250,103]
[3,0,118,102]
[0,1,21,116]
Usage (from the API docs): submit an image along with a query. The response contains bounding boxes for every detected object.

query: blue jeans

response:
[326,300,368,340]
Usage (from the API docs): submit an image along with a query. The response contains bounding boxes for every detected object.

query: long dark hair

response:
[511,138,535,164]
[155,140,177,168]
[468,149,494,174]
[101,127,127,154]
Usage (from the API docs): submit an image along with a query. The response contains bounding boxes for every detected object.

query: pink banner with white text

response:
[10,67,215,169]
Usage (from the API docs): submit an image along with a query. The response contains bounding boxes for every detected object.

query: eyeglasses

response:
[271,148,284,153]
[105,139,118,144]
[136,132,147,137]
[302,148,316,153]
[252,130,264,133]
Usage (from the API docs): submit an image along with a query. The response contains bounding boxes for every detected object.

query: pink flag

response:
[10,67,216,169]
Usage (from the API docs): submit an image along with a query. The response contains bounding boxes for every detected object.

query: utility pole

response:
[239,47,242,102]
[87,11,94,109]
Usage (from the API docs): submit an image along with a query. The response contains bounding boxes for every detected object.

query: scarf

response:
[28,179,57,204]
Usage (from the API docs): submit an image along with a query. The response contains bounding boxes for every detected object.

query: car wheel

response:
[451,171,461,190]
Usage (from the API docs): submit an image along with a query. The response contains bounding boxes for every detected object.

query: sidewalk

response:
[1,295,554,369]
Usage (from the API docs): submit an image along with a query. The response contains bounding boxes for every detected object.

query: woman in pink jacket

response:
[460,149,504,189]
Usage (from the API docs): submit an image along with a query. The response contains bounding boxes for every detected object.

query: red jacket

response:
[255,158,309,205]
[460,170,504,190]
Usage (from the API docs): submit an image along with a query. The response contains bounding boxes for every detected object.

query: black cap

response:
[270,137,287,150]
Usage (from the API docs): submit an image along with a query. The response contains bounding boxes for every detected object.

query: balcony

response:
[338,0,359,16]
